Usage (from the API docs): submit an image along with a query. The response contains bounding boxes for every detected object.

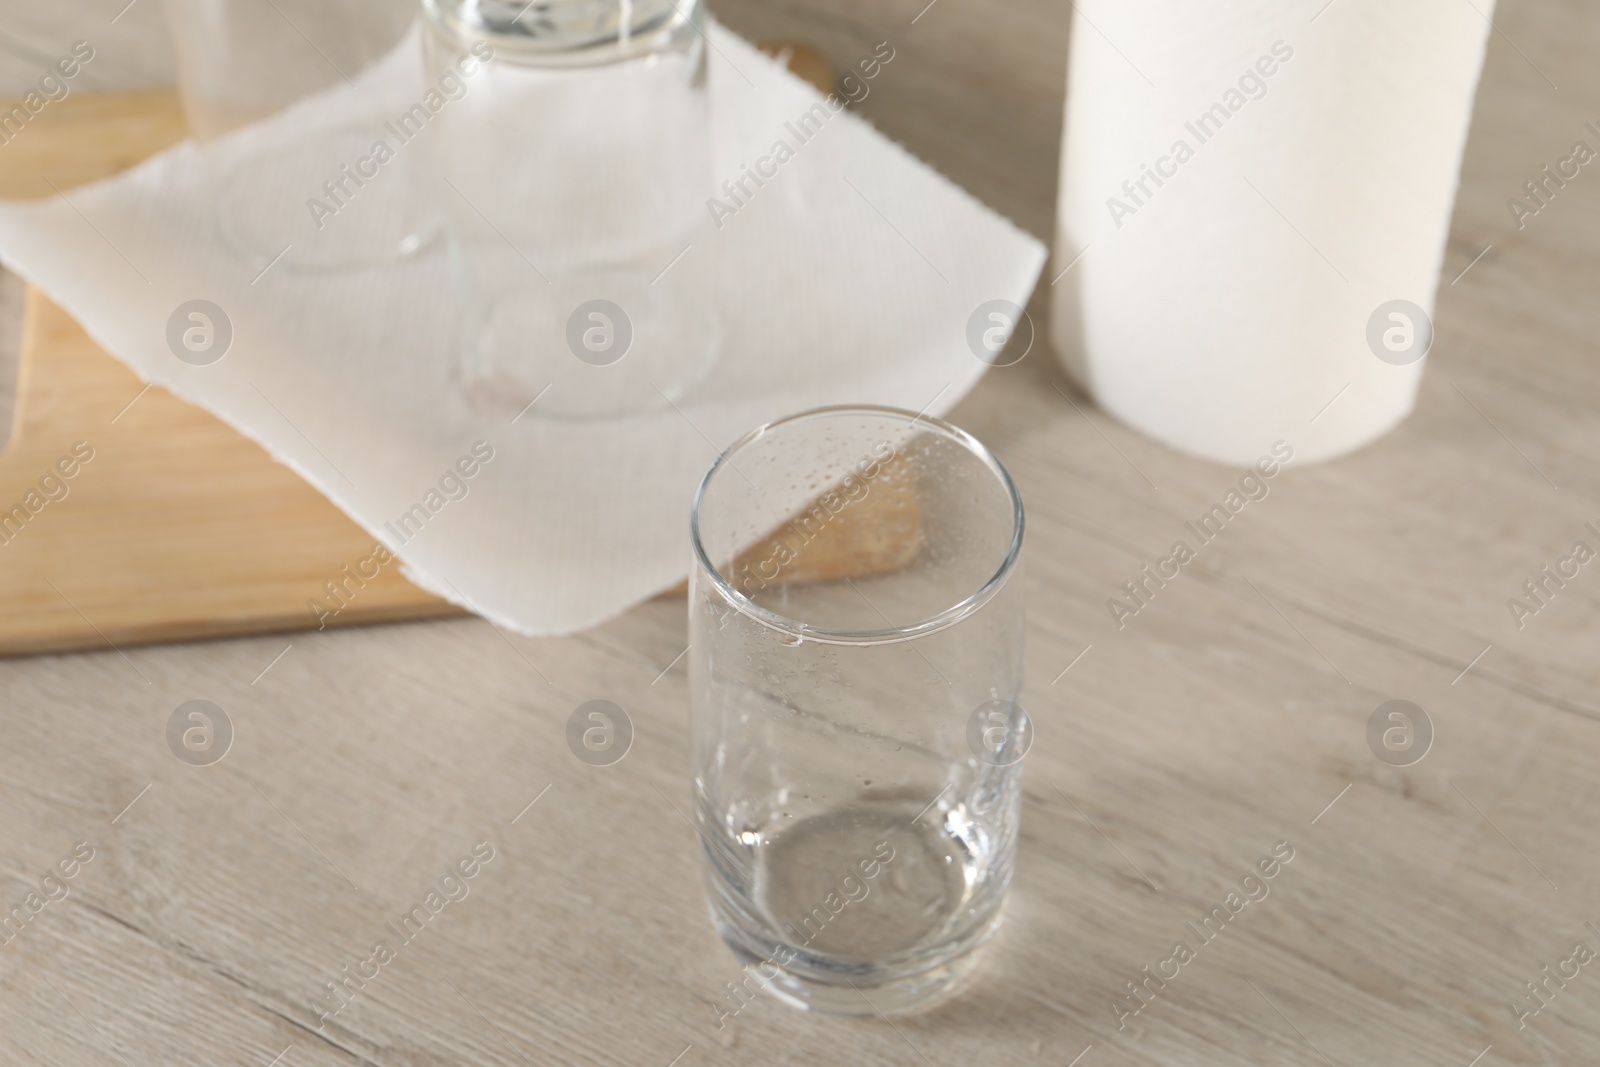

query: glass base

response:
[717,923,989,1016]
[459,269,719,422]
[702,799,1010,1017]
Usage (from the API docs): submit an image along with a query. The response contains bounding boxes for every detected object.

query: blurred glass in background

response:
[160,0,436,272]
[421,0,719,420]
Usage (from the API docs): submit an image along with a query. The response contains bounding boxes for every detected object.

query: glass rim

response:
[421,0,700,65]
[688,404,1025,647]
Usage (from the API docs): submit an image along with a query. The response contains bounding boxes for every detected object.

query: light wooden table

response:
[3,0,1599,1065]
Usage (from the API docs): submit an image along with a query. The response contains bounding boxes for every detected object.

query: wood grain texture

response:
[0,263,21,450]
[0,88,186,199]
[1,1,1598,1066]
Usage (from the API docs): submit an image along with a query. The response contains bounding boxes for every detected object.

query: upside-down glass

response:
[689,406,1027,1015]
[160,0,434,271]
[420,0,718,420]
[162,0,412,137]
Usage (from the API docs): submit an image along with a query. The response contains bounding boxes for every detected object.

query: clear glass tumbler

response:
[688,406,1027,1015]
[420,0,718,420]
[160,0,434,272]
[162,0,413,138]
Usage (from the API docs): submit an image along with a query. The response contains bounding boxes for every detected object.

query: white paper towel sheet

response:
[1051,0,1493,465]
[0,25,1044,635]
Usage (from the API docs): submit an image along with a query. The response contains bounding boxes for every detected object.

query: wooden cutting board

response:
[0,51,918,658]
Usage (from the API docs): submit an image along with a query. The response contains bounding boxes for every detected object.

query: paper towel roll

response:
[1051,0,1494,465]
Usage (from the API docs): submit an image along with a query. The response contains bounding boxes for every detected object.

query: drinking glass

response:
[420,0,719,420]
[688,406,1027,1015]
[160,0,436,272]
[162,0,410,137]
